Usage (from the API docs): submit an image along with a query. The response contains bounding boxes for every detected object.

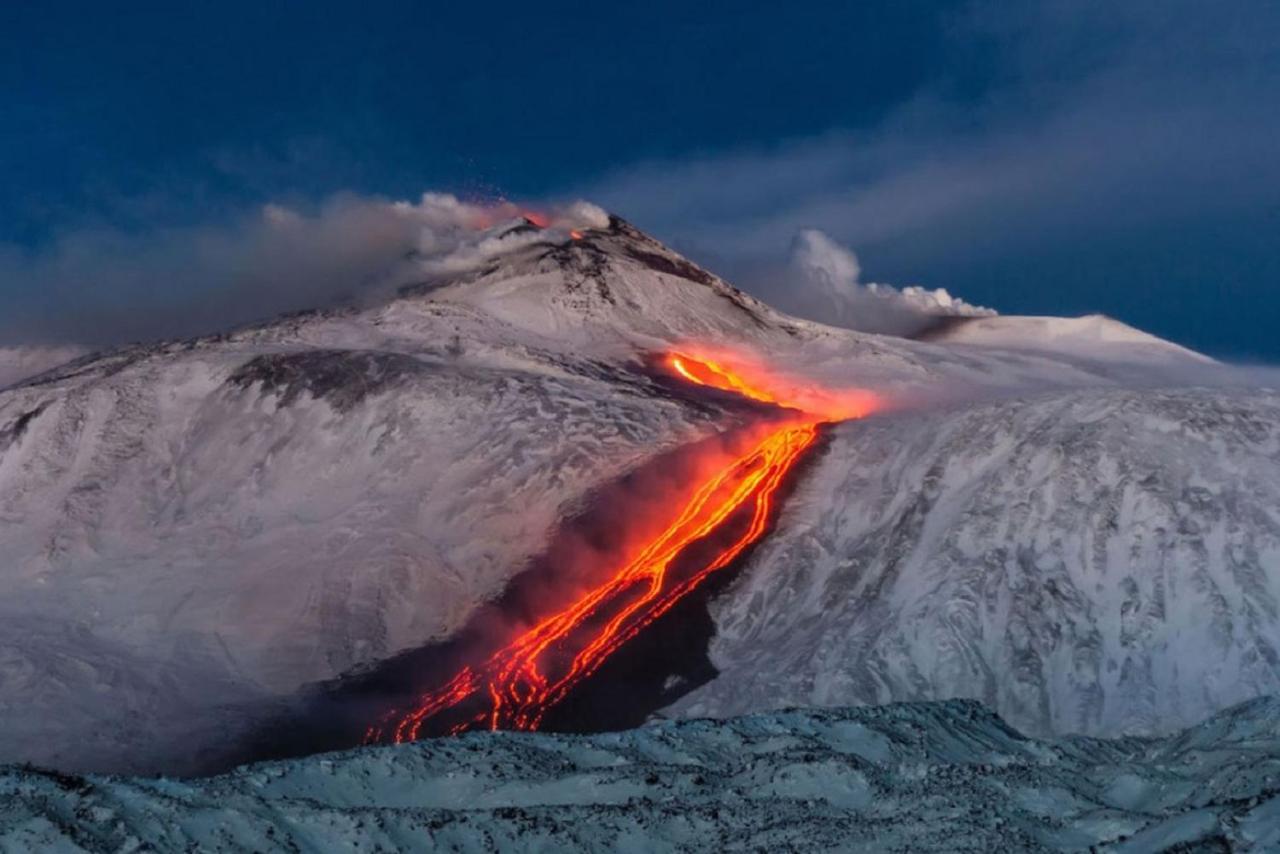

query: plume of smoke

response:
[0,194,608,349]
[789,229,994,336]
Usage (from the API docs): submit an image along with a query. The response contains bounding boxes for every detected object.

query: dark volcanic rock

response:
[228,349,433,411]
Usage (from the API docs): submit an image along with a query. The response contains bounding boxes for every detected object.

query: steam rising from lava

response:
[365,350,880,743]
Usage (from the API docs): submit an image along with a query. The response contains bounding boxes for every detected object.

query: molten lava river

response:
[366,351,879,743]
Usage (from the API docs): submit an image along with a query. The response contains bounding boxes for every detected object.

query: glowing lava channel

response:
[367,352,874,743]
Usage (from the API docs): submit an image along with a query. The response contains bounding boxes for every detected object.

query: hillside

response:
[0,212,1267,775]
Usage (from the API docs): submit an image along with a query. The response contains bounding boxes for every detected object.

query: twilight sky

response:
[2,1,1278,358]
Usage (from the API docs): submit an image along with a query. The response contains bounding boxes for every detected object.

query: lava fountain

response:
[365,350,880,743]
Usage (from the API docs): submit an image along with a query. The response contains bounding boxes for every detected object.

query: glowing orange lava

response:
[668,347,880,421]
[366,351,877,743]
[667,352,783,406]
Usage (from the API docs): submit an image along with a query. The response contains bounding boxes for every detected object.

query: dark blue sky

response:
[3,1,1278,359]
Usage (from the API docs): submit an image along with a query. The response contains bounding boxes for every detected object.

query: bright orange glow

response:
[667,348,881,421]
[569,229,584,240]
[366,351,880,743]
[522,210,550,228]
[668,352,783,406]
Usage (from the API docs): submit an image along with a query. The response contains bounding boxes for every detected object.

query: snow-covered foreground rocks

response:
[677,387,1280,740]
[5,698,1280,852]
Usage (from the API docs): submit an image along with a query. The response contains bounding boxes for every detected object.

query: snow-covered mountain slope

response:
[0,216,886,774]
[672,387,1280,739]
[6,698,1280,852]
[922,313,1213,365]
[0,344,729,774]
[0,212,1257,775]
[0,345,84,389]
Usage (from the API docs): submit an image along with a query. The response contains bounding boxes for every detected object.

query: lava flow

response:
[365,350,877,744]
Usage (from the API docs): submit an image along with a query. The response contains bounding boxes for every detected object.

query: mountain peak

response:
[393,213,793,345]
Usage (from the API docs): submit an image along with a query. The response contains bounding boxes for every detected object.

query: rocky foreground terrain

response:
[5,698,1280,851]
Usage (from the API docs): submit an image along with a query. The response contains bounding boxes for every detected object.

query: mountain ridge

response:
[0,212,1265,775]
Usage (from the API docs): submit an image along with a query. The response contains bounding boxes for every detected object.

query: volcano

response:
[0,212,1276,778]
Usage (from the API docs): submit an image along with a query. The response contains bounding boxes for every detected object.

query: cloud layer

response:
[2,0,1276,357]
[0,195,607,347]
[575,0,1280,340]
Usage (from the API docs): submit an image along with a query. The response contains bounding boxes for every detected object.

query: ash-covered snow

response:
[672,388,1280,740]
[0,212,1271,777]
[5,698,1280,852]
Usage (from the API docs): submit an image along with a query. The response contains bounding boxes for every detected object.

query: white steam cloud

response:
[0,194,610,348]
[790,229,993,336]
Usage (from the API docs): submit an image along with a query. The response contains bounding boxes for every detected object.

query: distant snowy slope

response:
[923,314,1213,364]
[672,387,1280,739]
[5,698,1280,851]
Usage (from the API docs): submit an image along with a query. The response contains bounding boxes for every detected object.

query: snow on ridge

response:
[923,312,1213,363]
